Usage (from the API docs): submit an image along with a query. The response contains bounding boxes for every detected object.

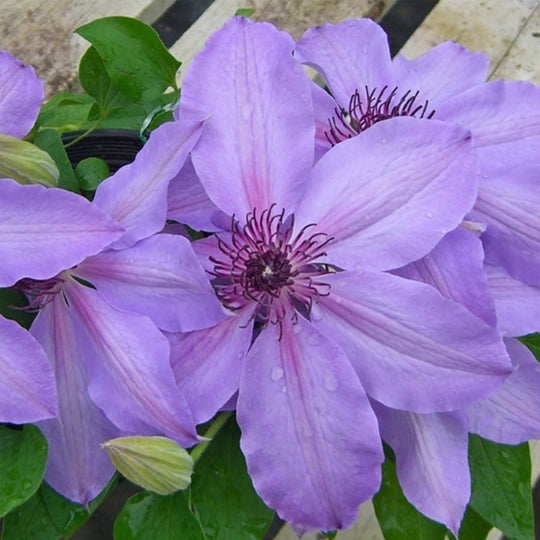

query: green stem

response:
[63,116,104,148]
[190,411,232,464]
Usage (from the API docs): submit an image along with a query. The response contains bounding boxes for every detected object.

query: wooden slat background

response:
[1,0,539,538]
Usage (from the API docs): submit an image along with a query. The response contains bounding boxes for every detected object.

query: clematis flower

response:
[0,50,60,425]
[294,19,540,531]
[13,118,225,505]
[295,18,540,294]
[166,17,512,532]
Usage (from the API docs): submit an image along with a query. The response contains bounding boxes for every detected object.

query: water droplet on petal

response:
[426,212,433,219]
[354,262,364,272]
[281,386,287,393]
[271,366,284,381]
[293,323,302,334]
[324,372,339,391]
[381,137,387,144]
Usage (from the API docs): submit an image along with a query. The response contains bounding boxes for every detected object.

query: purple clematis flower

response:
[10,117,225,505]
[0,50,58,425]
[294,20,540,531]
[295,18,540,294]
[166,17,513,531]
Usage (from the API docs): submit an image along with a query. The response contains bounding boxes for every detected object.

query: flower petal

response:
[466,338,540,444]
[167,158,228,232]
[373,401,470,535]
[485,263,540,337]
[93,119,203,249]
[167,309,253,424]
[313,270,511,413]
[471,162,540,287]
[295,117,478,271]
[238,317,383,531]
[64,278,197,447]
[309,80,338,159]
[74,234,226,333]
[0,315,56,423]
[295,18,394,108]
[394,227,496,326]
[0,50,43,138]
[438,80,540,167]
[393,42,489,108]
[31,297,118,505]
[179,16,314,217]
[0,179,124,287]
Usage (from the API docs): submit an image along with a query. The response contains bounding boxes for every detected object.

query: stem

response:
[63,116,104,148]
[190,411,233,464]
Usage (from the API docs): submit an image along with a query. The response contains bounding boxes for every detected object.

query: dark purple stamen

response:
[13,276,65,311]
[326,85,436,145]
[210,205,334,328]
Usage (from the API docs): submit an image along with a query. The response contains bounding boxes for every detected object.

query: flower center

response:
[326,85,435,145]
[13,275,65,311]
[210,205,334,327]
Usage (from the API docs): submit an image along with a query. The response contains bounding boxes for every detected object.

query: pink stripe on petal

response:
[64,279,197,447]
[313,270,511,413]
[31,298,117,505]
[238,317,383,531]
[180,17,314,217]
[374,401,470,535]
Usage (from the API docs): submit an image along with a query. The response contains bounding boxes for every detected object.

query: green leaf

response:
[2,476,115,540]
[519,333,540,361]
[103,436,193,496]
[36,92,96,133]
[33,128,80,193]
[457,505,492,540]
[0,425,48,517]
[0,288,34,328]
[189,416,274,540]
[79,46,126,111]
[75,157,110,192]
[114,491,204,540]
[0,133,59,186]
[469,435,534,540]
[373,457,447,540]
[76,17,180,103]
[235,8,256,17]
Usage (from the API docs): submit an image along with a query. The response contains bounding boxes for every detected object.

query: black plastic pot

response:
[62,129,144,173]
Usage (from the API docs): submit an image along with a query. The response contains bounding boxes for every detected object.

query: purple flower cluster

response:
[2,15,540,536]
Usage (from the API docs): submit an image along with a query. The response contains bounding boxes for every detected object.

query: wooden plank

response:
[0,0,175,97]
[169,0,398,84]
[399,0,539,81]
[491,2,540,83]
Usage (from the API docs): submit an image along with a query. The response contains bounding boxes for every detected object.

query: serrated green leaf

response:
[373,457,447,540]
[0,133,59,186]
[75,157,110,192]
[33,128,80,193]
[189,416,274,540]
[469,435,534,540]
[113,490,204,540]
[103,436,193,496]
[36,92,96,132]
[76,17,180,103]
[1,475,115,540]
[0,425,48,517]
